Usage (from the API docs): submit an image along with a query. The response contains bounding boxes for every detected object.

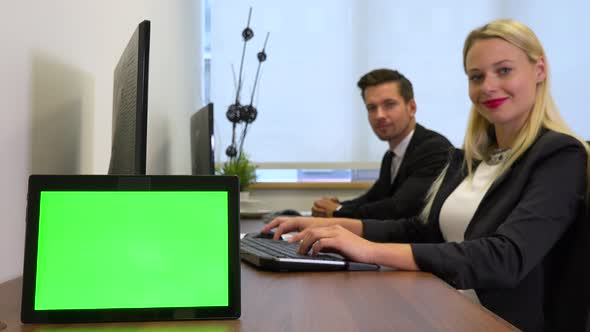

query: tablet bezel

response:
[21,175,240,323]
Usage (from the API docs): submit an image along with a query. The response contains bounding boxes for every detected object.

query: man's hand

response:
[311,196,341,217]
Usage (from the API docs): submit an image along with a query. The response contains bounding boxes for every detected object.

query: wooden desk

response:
[0,221,518,332]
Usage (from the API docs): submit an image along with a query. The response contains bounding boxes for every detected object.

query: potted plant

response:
[217,153,257,194]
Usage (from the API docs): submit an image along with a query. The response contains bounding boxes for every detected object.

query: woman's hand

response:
[260,216,331,240]
[289,225,377,264]
[287,224,420,270]
[261,217,364,241]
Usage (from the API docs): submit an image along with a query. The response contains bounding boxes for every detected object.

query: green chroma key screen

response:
[34,191,229,310]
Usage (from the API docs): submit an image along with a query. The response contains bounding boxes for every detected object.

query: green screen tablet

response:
[21,175,240,323]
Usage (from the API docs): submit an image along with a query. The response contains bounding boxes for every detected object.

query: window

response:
[201,0,211,105]
[255,165,379,183]
[204,1,590,182]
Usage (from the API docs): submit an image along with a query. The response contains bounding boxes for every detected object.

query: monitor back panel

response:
[190,103,215,176]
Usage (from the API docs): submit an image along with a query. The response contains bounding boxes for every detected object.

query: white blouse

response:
[438,150,510,304]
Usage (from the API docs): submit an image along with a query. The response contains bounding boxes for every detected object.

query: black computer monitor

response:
[190,103,215,175]
[108,20,150,175]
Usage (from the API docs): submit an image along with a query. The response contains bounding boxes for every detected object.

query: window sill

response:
[249,182,373,190]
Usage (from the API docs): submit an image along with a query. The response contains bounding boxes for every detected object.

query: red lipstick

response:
[482,97,508,109]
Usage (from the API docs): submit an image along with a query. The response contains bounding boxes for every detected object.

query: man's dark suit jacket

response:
[362,130,589,331]
[333,123,452,220]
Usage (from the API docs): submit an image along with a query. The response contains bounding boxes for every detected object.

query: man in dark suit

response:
[312,69,452,220]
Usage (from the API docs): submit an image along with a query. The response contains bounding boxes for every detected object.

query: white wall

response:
[0,1,202,283]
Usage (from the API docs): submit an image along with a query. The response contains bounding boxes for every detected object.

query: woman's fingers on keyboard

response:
[261,217,294,240]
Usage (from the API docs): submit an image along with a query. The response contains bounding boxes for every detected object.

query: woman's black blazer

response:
[362,130,588,331]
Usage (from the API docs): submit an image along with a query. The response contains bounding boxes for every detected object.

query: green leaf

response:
[216,153,257,192]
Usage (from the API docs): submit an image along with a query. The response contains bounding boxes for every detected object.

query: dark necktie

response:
[390,152,399,184]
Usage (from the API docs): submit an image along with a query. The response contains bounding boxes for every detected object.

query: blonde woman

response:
[262,19,589,331]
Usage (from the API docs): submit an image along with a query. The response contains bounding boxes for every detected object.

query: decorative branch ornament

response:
[225,7,270,161]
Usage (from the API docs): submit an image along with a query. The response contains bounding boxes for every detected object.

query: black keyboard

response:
[240,234,379,272]
[241,236,345,261]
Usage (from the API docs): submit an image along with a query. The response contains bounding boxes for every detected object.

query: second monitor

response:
[190,103,215,175]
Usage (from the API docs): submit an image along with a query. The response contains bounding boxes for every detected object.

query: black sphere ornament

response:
[239,105,257,123]
[242,27,254,41]
[257,51,267,62]
[242,105,257,123]
[238,105,248,122]
[226,103,241,123]
[225,145,238,158]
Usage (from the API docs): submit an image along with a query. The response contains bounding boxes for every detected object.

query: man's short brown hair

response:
[357,69,414,102]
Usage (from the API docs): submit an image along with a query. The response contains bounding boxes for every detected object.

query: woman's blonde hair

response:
[420,19,590,222]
